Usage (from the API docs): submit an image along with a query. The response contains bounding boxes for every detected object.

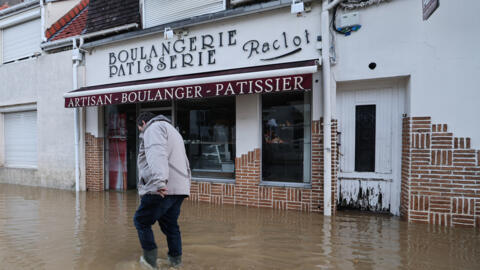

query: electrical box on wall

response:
[338,12,360,28]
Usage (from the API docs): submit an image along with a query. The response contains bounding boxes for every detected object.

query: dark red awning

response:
[64,60,319,108]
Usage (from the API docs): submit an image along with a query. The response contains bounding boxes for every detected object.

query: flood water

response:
[0,183,479,270]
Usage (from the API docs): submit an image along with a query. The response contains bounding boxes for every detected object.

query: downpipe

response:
[321,0,344,216]
[72,38,84,192]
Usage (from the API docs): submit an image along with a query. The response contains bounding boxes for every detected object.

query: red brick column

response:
[189,119,339,214]
[402,117,480,228]
[85,133,104,191]
[401,117,412,220]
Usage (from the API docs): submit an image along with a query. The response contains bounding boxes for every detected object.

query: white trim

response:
[339,172,393,181]
[64,65,319,98]
[192,177,235,184]
[140,0,146,29]
[40,23,139,51]
[0,8,40,29]
[2,165,38,170]
[0,112,4,166]
[259,181,311,189]
[0,103,37,113]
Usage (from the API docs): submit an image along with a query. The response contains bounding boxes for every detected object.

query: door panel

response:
[337,81,404,215]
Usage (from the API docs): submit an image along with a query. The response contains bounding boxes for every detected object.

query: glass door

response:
[105,104,137,191]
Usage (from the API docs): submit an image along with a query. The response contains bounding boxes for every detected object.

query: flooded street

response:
[0,183,479,270]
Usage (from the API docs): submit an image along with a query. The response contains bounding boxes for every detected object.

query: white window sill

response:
[260,181,311,189]
[0,165,38,170]
[192,177,235,184]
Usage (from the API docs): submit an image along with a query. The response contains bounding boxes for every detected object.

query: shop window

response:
[177,97,235,179]
[105,105,138,190]
[355,105,376,172]
[262,92,311,183]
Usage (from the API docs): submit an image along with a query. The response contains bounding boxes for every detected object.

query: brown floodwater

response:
[0,183,479,270]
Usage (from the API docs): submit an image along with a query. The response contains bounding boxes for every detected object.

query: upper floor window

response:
[2,19,41,64]
[142,0,225,29]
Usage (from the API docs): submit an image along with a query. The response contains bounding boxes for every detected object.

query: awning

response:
[64,59,319,108]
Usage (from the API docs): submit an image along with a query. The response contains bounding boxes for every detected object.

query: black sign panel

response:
[423,0,439,20]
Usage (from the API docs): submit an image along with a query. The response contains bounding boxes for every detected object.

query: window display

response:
[262,92,311,183]
[177,97,236,179]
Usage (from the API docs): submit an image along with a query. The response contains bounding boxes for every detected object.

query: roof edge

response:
[45,0,89,41]
[0,1,39,18]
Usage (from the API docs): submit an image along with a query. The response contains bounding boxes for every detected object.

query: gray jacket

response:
[137,115,191,196]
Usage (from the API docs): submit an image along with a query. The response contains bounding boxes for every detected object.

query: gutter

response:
[321,0,344,216]
[41,23,139,52]
[0,1,39,18]
[72,38,83,192]
[40,0,46,42]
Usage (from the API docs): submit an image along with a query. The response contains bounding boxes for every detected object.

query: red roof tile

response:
[51,8,88,41]
[46,0,89,41]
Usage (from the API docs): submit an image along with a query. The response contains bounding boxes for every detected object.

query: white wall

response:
[86,106,104,138]
[236,94,261,157]
[0,113,3,165]
[0,51,76,189]
[332,0,480,148]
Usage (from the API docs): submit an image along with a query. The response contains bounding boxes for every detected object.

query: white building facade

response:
[2,0,479,228]
[0,1,80,189]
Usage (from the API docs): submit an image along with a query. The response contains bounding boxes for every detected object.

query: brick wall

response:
[85,133,104,191]
[401,117,480,228]
[189,119,339,214]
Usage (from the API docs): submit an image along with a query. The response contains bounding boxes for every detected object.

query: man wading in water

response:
[134,112,191,269]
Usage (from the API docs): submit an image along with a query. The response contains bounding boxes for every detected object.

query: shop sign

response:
[65,73,312,108]
[107,29,312,78]
[85,7,321,86]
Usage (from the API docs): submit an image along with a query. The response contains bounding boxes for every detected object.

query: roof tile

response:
[47,0,90,41]
[85,0,140,34]
[51,8,88,41]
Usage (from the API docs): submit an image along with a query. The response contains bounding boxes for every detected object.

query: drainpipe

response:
[72,38,84,192]
[321,0,344,216]
[39,0,46,42]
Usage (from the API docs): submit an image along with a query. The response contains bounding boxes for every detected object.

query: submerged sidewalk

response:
[0,183,479,270]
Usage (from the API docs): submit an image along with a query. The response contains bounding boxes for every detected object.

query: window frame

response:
[259,91,312,185]
[0,104,38,169]
[176,96,236,180]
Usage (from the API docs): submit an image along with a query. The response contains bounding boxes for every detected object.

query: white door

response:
[336,80,405,215]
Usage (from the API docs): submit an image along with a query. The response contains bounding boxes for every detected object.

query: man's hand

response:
[158,187,168,198]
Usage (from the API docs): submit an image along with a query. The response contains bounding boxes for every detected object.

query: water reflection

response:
[0,183,479,270]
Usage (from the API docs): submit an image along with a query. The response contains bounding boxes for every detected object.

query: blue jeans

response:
[133,194,185,257]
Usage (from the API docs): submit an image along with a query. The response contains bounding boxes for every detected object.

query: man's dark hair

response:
[136,111,156,126]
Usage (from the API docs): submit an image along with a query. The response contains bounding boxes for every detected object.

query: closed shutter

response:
[144,0,224,29]
[2,19,41,63]
[4,111,37,167]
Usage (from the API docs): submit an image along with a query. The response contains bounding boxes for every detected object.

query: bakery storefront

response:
[65,7,334,212]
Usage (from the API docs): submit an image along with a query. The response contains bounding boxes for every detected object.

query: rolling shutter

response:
[2,19,41,63]
[4,111,37,167]
[144,0,225,29]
